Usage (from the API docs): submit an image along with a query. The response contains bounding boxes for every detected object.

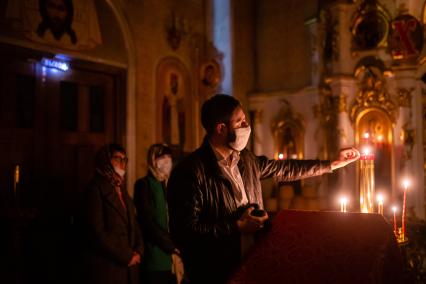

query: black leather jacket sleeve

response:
[255,154,332,181]
[167,165,240,243]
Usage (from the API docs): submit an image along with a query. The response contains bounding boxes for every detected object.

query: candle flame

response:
[377,194,383,203]
[278,153,284,160]
[362,146,371,156]
[392,206,397,212]
[402,179,410,190]
[363,132,370,139]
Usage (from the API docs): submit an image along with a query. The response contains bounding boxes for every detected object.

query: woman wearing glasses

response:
[82,143,144,284]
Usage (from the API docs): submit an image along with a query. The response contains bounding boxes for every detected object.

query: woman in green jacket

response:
[134,144,184,284]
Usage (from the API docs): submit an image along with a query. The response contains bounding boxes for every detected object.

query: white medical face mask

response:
[156,156,172,176]
[114,166,126,177]
[228,126,251,151]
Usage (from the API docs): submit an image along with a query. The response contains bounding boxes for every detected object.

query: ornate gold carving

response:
[271,100,305,160]
[401,122,415,160]
[350,0,390,51]
[314,85,339,159]
[397,88,414,108]
[350,65,396,123]
[338,95,347,113]
[318,8,339,78]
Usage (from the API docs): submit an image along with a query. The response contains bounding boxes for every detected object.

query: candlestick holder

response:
[395,227,408,245]
[359,154,375,213]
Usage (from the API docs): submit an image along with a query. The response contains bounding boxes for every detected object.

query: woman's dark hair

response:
[148,144,172,160]
[201,94,241,136]
[108,143,126,156]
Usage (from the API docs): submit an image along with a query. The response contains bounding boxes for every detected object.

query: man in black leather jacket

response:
[167,94,359,284]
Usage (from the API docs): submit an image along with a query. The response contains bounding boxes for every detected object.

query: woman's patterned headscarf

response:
[95,144,125,187]
[147,143,172,182]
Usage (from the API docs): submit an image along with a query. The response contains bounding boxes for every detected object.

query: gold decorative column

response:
[359,153,375,213]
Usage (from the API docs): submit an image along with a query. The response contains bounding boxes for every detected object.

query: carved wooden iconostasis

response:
[249,0,426,219]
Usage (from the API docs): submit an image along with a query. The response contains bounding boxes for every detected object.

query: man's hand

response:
[330,147,360,171]
[237,206,269,234]
[128,251,141,267]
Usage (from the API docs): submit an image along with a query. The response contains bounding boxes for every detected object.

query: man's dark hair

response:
[201,94,241,136]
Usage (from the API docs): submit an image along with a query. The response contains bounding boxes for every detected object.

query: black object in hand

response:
[251,209,266,217]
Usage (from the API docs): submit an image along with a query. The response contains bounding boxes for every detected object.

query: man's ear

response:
[215,123,227,135]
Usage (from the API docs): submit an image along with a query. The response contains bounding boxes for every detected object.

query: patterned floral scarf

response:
[147,143,172,182]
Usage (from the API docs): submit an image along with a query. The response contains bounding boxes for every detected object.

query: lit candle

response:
[363,132,370,140]
[377,194,384,215]
[401,180,409,240]
[340,197,347,213]
[392,206,397,236]
[278,153,284,160]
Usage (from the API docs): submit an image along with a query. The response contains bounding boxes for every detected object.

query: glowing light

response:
[402,179,410,190]
[392,206,397,235]
[362,146,371,156]
[278,153,284,160]
[377,194,384,215]
[363,132,370,139]
[340,197,348,212]
[41,58,69,71]
[377,135,383,142]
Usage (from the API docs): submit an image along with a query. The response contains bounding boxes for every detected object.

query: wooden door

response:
[0,46,123,212]
[40,65,117,212]
[0,44,125,283]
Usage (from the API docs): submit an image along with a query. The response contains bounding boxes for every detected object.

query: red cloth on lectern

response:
[228,210,403,284]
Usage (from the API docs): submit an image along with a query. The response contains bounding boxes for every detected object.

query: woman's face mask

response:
[228,125,251,151]
[156,155,173,176]
[114,166,125,177]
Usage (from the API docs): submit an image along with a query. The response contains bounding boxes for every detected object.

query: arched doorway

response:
[355,108,394,202]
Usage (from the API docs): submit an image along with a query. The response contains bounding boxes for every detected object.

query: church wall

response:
[231,0,256,112]
[122,0,206,181]
[254,0,317,92]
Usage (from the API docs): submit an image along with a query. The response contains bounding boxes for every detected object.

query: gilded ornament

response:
[271,100,305,160]
[350,0,390,51]
[338,95,347,113]
[397,88,414,108]
[351,65,396,122]
[401,123,415,160]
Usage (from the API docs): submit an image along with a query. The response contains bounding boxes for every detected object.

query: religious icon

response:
[350,1,390,51]
[388,14,423,61]
[36,0,78,44]
[162,72,185,147]
[200,60,220,89]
